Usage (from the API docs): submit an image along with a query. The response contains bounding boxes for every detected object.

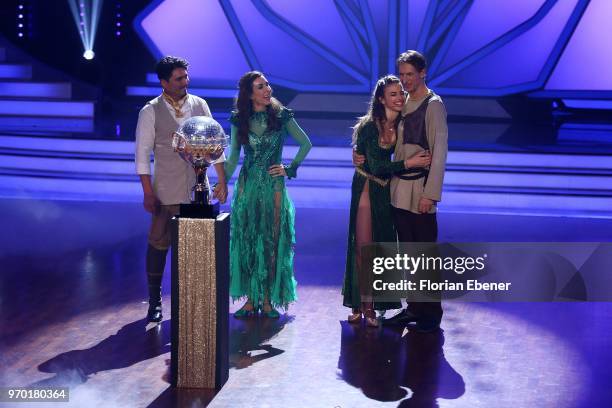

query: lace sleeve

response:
[224,124,242,181]
[283,116,312,179]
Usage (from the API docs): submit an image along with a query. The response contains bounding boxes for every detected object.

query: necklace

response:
[379,122,396,147]
[162,91,188,118]
[385,118,397,132]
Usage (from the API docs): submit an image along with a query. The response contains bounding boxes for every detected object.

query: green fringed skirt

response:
[228,165,297,309]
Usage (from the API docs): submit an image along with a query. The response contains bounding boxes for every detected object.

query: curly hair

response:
[235,71,283,145]
[155,56,189,81]
[352,75,402,145]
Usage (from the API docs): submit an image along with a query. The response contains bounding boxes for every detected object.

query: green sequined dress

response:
[343,121,405,310]
[225,108,312,309]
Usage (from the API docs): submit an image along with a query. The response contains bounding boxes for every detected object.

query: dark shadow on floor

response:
[229,314,294,369]
[337,322,464,407]
[147,314,294,407]
[32,319,170,388]
[147,386,216,408]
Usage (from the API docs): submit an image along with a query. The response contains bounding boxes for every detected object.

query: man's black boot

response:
[146,244,167,323]
[147,284,163,323]
[383,308,419,326]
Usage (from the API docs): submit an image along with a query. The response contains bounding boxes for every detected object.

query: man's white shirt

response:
[135,93,225,175]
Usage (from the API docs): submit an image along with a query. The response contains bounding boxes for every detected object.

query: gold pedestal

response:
[170,213,229,389]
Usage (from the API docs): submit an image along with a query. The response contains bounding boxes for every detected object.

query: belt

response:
[396,168,429,184]
[355,167,389,187]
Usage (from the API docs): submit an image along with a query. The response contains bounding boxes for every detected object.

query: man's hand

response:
[418,197,434,214]
[213,182,228,204]
[352,148,365,166]
[143,192,161,214]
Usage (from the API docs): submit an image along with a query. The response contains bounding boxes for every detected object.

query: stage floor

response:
[3,109,612,154]
[1,199,611,407]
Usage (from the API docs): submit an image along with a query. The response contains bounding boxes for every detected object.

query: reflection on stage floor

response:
[1,199,611,407]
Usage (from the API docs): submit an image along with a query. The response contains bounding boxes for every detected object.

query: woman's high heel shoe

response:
[262,303,280,318]
[364,310,379,327]
[348,309,362,324]
[234,303,256,318]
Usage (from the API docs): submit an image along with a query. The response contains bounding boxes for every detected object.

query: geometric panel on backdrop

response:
[431,0,583,95]
[133,0,611,97]
[545,0,612,92]
[134,0,250,86]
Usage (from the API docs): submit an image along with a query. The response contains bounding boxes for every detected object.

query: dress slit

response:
[355,181,373,303]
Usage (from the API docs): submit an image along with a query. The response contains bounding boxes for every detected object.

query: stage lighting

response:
[67,0,103,60]
[16,3,27,40]
[115,3,122,37]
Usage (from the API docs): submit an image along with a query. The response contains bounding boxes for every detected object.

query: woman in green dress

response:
[223,71,312,318]
[343,75,431,327]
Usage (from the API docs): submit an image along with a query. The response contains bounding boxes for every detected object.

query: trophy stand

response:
[179,165,220,219]
[170,213,229,389]
[170,116,230,390]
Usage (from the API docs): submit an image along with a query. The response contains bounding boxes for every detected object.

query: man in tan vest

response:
[354,50,448,332]
[135,56,227,323]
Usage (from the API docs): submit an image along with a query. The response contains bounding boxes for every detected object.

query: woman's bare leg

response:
[263,191,282,315]
[355,182,374,314]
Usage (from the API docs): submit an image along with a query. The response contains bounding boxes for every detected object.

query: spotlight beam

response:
[67,1,87,46]
[90,0,103,49]
[67,0,104,59]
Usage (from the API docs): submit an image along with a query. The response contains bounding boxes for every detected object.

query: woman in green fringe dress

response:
[343,75,432,327]
[223,71,312,318]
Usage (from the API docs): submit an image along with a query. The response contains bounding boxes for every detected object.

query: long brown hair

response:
[235,71,282,145]
[352,75,402,145]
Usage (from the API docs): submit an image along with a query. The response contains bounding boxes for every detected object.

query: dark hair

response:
[235,71,282,145]
[396,50,427,72]
[155,56,189,81]
[352,75,402,145]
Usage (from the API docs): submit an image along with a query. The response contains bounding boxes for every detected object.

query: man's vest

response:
[397,93,434,183]
[150,95,208,205]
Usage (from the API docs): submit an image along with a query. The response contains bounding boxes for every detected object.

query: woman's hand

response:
[268,164,287,177]
[352,147,365,167]
[213,182,228,204]
[404,150,431,168]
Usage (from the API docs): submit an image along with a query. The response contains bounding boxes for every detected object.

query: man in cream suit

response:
[135,56,227,323]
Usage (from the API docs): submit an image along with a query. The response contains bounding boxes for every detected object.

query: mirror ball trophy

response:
[172,116,229,218]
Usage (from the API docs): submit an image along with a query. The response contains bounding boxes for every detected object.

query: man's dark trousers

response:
[392,205,443,327]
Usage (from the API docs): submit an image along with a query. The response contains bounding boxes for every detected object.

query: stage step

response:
[127,85,236,99]
[0,63,32,80]
[0,82,72,99]
[0,136,611,217]
[0,99,94,117]
[0,116,93,133]
[131,73,237,99]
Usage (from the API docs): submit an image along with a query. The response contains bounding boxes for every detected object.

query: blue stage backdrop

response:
[133,0,611,99]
